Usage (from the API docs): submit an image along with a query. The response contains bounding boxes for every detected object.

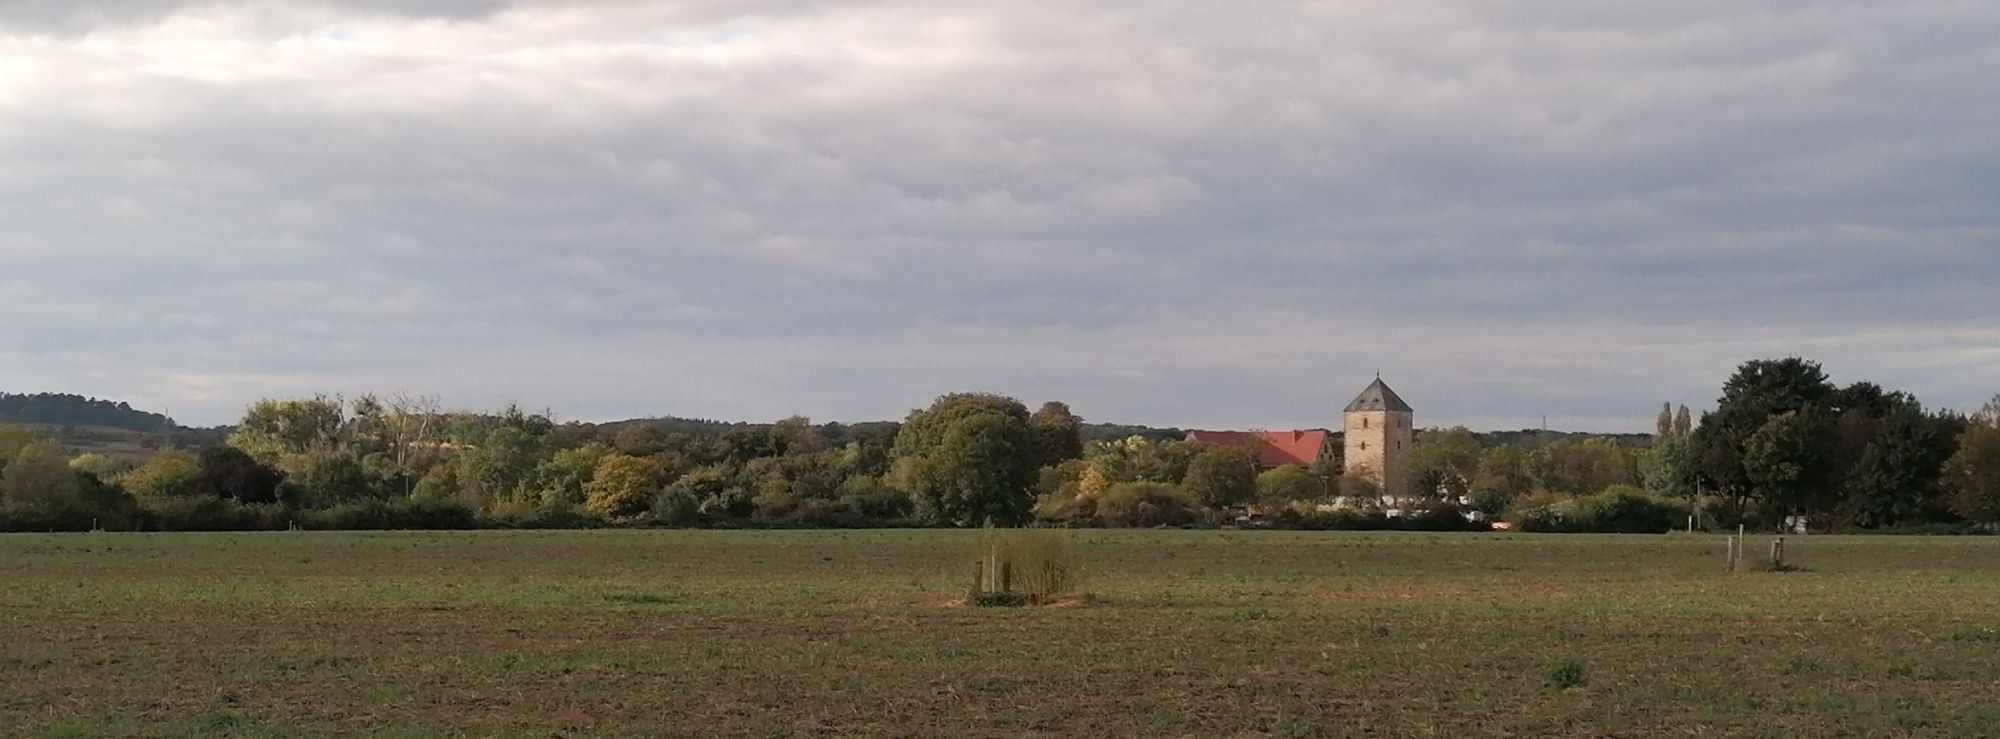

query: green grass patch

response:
[1544,657,1588,690]
[601,591,687,606]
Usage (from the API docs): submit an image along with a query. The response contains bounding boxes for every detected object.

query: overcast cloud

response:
[2,0,1996,430]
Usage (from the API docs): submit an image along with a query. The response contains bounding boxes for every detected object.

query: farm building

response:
[1185,377,1415,492]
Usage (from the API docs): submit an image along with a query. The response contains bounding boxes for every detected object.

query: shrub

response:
[1281,506,1390,531]
[0,473,141,532]
[486,498,597,529]
[1839,522,1996,536]
[138,498,287,531]
[834,477,913,520]
[783,500,899,528]
[0,501,105,532]
[1094,482,1202,527]
[1507,488,1688,533]
[972,591,1031,607]
[1398,503,1489,532]
[1500,490,1570,531]
[304,498,477,530]
[649,488,701,525]
[1033,489,1096,527]
[1269,504,1487,532]
[1256,465,1324,505]
[1544,658,1587,690]
[1573,488,1687,533]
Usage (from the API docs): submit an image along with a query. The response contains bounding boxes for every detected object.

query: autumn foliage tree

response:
[584,454,659,518]
[1945,402,2000,525]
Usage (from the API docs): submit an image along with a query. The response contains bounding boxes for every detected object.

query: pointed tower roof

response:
[1344,377,1413,413]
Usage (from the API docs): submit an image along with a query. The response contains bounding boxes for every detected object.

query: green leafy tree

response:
[895,394,1036,526]
[1082,439,1134,484]
[671,465,750,517]
[1689,358,1836,514]
[613,424,666,456]
[1742,410,1831,519]
[229,396,347,465]
[1256,465,1324,505]
[1182,444,1259,508]
[910,412,1035,526]
[1973,394,2000,429]
[893,392,1030,458]
[1468,445,1530,513]
[1403,427,1481,500]
[743,457,799,520]
[650,487,701,524]
[0,423,45,478]
[1657,403,1674,438]
[68,453,130,480]
[119,450,203,499]
[534,443,611,505]
[1839,402,1955,528]
[459,426,543,503]
[0,442,79,506]
[192,445,283,504]
[769,416,823,456]
[354,393,447,496]
[411,467,462,502]
[1673,404,1693,437]
[279,449,382,507]
[1527,438,1637,495]
[772,450,845,502]
[1094,481,1201,527]
[1639,435,1696,497]
[1335,473,1384,510]
[1027,401,1085,468]
[1128,438,1202,484]
[834,475,913,519]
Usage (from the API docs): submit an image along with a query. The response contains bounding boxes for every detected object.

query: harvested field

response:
[5,530,1999,737]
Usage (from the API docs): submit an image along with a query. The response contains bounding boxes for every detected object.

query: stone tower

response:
[1343,376,1414,496]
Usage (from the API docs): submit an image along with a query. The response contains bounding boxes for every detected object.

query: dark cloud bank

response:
[1,0,1996,430]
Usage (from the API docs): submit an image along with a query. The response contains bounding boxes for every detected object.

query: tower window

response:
[1362,418,1370,430]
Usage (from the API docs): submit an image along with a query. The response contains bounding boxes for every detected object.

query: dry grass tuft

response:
[968,529,1083,604]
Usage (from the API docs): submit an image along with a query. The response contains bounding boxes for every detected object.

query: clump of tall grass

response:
[968,529,1081,605]
[1543,658,1588,690]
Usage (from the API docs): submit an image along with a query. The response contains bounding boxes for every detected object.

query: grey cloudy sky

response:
[3,1,1997,431]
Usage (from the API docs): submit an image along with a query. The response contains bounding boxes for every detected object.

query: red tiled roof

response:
[1185,429,1331,468]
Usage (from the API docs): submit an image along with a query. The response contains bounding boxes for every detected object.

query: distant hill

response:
[1081,422,1186,442]
[0,392,176,432]
[585,419,1631,448]
[592,415,744,437]
[1475,429,1654,447]
[0,390,1640,458]
[591,416,1192,446]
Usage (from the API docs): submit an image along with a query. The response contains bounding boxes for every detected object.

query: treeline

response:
[1390,359,2000,533]
[1,359,1995,534]
[0,394,1081,531]
[0,392,175,432]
